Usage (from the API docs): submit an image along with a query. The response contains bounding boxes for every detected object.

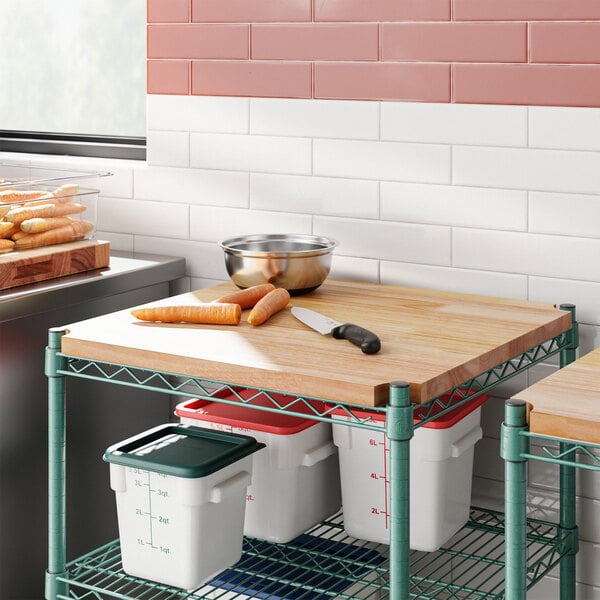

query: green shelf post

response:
[387,381,413,600]
[558,304,578,370]
[45,328,68,600]
[558,304,579,600]
[559,439,579,600]
[501,399,529,600]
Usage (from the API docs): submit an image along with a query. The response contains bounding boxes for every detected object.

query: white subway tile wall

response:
[190,132,312,174]
[134,165,249,207]
[250,98,380,139]
[381,102,528,147]
[3,96,600,594]
[147,95,249,133]
[313,138,451,182]
[380,181,528,230]
[250,173,379,218]
[146,130,189,167]
[529,106,600,152]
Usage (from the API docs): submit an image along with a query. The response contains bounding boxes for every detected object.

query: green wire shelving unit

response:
[45,303,597,600]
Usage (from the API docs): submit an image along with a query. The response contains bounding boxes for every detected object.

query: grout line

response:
[248,23,252,61]
[247,97,251,135]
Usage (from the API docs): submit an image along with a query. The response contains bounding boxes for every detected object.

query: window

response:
[0,0,146,159]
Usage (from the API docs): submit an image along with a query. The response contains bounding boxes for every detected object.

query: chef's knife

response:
[291,307,381,354]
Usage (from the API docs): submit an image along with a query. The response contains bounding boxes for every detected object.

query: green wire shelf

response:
[54,508,566,600]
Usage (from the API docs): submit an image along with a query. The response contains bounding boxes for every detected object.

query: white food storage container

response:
[331,392,487,552]
[103,423,264,591]
[175,388,342,543]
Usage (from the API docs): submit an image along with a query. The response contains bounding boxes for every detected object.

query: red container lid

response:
[175,387,325,435]
[331,390,488,430]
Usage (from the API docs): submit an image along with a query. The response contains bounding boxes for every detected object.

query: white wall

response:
[3,95,600,596]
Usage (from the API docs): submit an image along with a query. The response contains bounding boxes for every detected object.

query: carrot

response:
[5,202,86,225]
[22,196,61,207]
[52,183,80,201]
[0,190,49,203]
[213,283,276,309]
[11,230,28,241]
[0,221,16,237]
[1,223,20,239]
[0,239,15,253]
[131,303,242,325]
[20,216,74,234]
[247,287,290,326]
[14,220,93,250]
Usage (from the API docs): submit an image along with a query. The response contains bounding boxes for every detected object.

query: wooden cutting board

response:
[59,279,571,407]
[0,239,109,290]
[512,347,600,444]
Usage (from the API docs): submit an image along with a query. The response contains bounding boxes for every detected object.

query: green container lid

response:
[103,424,265,478]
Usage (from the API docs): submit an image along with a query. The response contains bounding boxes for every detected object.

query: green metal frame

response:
[501,304,591,600]
[45,305,583,600]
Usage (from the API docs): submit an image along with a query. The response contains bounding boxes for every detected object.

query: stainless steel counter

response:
[0,251,186,600]
[1,251,185,321]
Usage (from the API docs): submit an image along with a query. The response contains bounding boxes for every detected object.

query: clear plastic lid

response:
[0,163,112,190]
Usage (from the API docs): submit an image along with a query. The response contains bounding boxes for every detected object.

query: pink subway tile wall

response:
[147,0,189,23]
[315,63,450,102]
[147,0,600,107]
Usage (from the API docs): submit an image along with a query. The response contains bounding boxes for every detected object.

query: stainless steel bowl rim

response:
[219,234,337,259]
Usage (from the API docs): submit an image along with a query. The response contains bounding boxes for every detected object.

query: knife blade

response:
[291,307,381,354]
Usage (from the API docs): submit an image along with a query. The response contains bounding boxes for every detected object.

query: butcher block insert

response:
[59,279,572,407]
[0,239,109,290]
[513,347,600,444]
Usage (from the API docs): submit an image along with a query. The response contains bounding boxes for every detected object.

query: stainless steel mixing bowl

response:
[219,234,337,295]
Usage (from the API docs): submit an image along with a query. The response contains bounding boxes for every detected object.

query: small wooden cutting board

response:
[59,279,571,407]
[0,239,109,290]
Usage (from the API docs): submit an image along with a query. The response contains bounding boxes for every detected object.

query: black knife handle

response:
[331,323,381,354]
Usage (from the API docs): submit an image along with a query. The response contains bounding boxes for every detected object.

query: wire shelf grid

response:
[55,508,565,600]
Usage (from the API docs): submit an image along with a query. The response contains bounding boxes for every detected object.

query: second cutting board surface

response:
[59,279,571,406]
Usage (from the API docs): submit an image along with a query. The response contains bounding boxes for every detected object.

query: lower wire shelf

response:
[55,508,567,600]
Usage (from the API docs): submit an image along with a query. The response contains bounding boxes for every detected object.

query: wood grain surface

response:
[59,279,571,407]
[0,239,109,290]
[513,347,600,444]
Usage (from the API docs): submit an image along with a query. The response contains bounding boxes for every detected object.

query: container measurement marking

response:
[364,433,391,530]
[132,471,169,550]
[383,437,390,530]
[146,472,157,548]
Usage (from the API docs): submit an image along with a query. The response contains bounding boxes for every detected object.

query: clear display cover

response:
[0,164,111,254]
